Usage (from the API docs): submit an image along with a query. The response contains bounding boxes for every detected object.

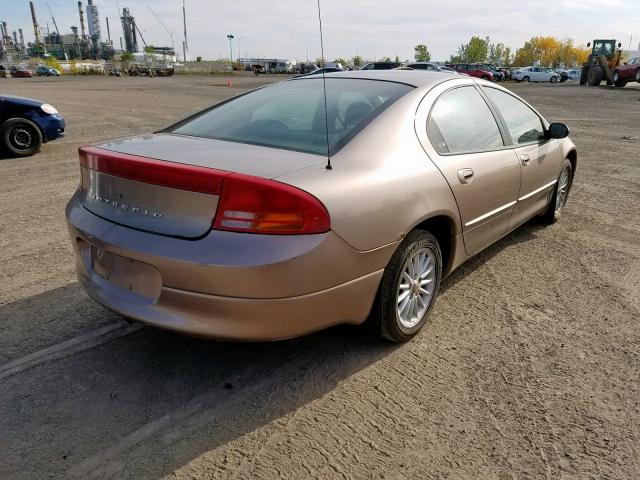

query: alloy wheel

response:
[555,166,570,214]
[396,248,437,329]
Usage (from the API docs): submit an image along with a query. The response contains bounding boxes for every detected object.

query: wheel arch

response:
[411,214,457,276]
[566,148,577,175]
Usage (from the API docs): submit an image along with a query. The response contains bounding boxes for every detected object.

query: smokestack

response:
[19,28,25,51]
[30,1,41,45]
[132,18,138,52]
[106,17,111,44]
[13,31,18,46]
[78,1,86,38]
[182,0,188,61]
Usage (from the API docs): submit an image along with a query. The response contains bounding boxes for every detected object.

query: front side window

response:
[484,88,545,145]
[171,78,413,156]
[427,86,504,154]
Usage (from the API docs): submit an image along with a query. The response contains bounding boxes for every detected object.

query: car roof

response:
[294,70,458,88]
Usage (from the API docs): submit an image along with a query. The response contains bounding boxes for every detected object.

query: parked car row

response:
[0,64,61,78]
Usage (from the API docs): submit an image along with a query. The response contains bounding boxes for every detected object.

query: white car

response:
[512,66,560,83]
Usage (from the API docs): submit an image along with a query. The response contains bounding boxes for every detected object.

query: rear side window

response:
[427,86,504,154]
[171,78,413,155]
[484,88,544,144]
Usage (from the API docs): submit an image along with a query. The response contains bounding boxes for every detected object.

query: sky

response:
[2,0,639,61]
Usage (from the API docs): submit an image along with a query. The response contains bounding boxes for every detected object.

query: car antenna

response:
[316,0,332,170]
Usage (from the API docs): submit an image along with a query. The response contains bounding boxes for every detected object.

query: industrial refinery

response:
[0,1,179,64]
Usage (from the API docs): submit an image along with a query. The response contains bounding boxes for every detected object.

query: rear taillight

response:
[212,173,330,235]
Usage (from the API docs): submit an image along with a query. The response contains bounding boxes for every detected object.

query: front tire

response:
[635,69,640,83]
[550,75,558,83]
[522,76,530,83]
[587,66,603,86]
[372,230,442,343]
[0,118,43,158]
[613,71,627,87]
[541,159,573,224]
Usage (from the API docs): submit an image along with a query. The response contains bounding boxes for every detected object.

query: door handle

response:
[457,168,474,184]
[520,154,531,166]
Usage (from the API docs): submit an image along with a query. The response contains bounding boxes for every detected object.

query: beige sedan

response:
[66,71,576,342]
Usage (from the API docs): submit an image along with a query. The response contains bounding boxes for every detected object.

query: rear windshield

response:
[170,78,413,155]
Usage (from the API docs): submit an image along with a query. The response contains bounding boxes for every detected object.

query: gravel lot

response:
[1,75,639,479]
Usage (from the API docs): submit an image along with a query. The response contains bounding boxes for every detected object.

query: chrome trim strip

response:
[518,180,557,202]
[465,201,517,227]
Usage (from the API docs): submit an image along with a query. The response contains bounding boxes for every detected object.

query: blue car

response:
[0,94,65,157]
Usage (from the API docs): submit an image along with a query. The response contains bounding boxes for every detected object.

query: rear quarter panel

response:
[274,85,462,253]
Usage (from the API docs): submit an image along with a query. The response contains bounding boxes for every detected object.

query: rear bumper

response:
[66,190,392,340]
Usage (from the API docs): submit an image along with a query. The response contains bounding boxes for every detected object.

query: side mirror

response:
[547,122,569,139]
[618,42,622,48]
[587,42,591,47]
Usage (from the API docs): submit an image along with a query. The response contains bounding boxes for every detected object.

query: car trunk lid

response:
[79,134,325,238]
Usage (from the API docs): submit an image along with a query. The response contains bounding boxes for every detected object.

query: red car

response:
[9,66,33,78]
[613,57,640,87]
[447,63,494,81]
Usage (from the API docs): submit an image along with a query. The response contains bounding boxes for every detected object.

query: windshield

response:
[170,78,413,156]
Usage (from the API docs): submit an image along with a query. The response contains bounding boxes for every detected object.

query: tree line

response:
[444,35,589,68]
[325,36,590,68]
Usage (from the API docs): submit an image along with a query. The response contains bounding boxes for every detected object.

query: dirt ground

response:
[0,75,639,480]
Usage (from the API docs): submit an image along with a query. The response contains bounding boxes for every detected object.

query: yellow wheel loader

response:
[580,39,623,86]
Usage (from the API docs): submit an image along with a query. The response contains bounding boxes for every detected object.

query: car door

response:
[483,87,564,228]
[416,83,522,256]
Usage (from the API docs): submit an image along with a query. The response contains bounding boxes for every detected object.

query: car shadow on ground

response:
[0,220,546,479]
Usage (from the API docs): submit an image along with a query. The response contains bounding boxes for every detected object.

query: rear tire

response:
[0,118,43,158]
[370,230,442,343]
[540,159,573,224]
[587,66,603,86]
[635,69,640,83]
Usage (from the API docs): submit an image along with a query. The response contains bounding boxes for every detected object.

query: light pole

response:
[306,42,312,62]
[226,34,234,62]
[237,36,244,62]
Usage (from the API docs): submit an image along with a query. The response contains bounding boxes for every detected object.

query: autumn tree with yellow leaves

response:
[513,37,590,68]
